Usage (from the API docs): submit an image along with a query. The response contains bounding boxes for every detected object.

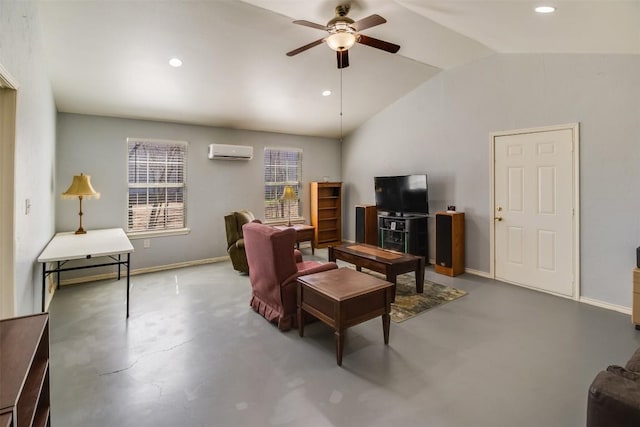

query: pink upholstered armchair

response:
[243,222,337,331]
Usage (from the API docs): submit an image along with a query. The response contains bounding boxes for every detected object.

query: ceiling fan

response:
[286,4,400,69]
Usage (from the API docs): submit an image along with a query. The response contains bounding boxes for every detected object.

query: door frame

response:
[0,63,18,319]
[489,123,580,300]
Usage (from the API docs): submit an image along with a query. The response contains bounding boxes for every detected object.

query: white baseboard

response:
[59,256,229,286]
[426,264,492,279]
[579,296,632,315]
[438,267,631,315]
[464,267,492,279]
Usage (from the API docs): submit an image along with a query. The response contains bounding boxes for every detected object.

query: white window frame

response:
[126,138,189,238]
[263,147,303,224]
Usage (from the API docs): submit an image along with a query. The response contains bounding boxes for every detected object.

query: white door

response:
[493,126,577,297]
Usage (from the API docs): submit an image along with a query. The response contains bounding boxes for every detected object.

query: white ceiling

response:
[37,0,640,139]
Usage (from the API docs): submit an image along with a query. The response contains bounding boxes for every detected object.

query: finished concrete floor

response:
[49,249,640,427]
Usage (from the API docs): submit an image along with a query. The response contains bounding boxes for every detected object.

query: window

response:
[127,138,187,234]
[264,147,302,222]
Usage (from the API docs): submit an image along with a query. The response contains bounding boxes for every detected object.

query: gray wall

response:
[342,53,640,308]
[0,0,57,314]
[56,113,341,271]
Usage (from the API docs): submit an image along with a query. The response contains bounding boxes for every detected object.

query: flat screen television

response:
[374,174,429,216]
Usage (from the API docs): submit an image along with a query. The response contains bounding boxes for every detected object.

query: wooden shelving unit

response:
[310,182,342,248]
[1,414,12,427]
[0,313,50,427]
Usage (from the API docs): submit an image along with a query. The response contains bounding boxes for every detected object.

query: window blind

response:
[127,139,187,233]
[264,147,302,221]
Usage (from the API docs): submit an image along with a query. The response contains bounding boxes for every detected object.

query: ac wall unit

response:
[208,144,253,160]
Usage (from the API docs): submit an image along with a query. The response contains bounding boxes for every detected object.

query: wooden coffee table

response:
[328,243,425,297]
[297,268,393,366]
[273,224,315,254]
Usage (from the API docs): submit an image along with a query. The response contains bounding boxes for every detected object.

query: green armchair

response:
[224,210,258,273]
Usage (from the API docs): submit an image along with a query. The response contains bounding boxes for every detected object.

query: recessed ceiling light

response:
[169,58,183,67]
[535,6,556,13]
[322,90,332,97]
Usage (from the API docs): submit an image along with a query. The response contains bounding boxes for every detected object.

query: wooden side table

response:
[297,267,393,366]
[273,224,315,254]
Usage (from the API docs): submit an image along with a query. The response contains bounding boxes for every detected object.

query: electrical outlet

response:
[143,239,151,249]
[25,199,31,215]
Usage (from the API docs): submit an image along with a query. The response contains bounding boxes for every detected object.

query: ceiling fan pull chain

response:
[340,68,344,142]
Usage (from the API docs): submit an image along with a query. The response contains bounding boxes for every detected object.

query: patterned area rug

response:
[350,269,468,323]
[390,274,467,322]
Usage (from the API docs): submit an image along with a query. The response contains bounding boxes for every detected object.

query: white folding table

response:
[37,228,134,317]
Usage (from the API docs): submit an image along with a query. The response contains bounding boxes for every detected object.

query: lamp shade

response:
[326,32,356,51]
[280,185,297,201]
[62,173,100,199]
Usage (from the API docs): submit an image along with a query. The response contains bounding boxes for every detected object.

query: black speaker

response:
[436,214,453,268]
[355,207,365,243]
[355,205,377,245]
[637,246,640,268]
[435,212,465,276]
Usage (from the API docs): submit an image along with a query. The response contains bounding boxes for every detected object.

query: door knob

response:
[495,216,503,221]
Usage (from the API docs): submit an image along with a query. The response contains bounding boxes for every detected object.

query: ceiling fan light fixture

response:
[326,32,356,51]
[287,6,399,68]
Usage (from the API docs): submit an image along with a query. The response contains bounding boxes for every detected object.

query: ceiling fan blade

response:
[286,38,326,57]
[352,14,386,32]
[357,34,400,54]
[337,50,349,69]
[293,20,328,31]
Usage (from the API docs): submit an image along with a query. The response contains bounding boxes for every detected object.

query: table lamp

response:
[62,173,100,234]
[280,185,297,227]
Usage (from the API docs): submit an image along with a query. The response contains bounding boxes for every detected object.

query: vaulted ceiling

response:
[37,0,640,138]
